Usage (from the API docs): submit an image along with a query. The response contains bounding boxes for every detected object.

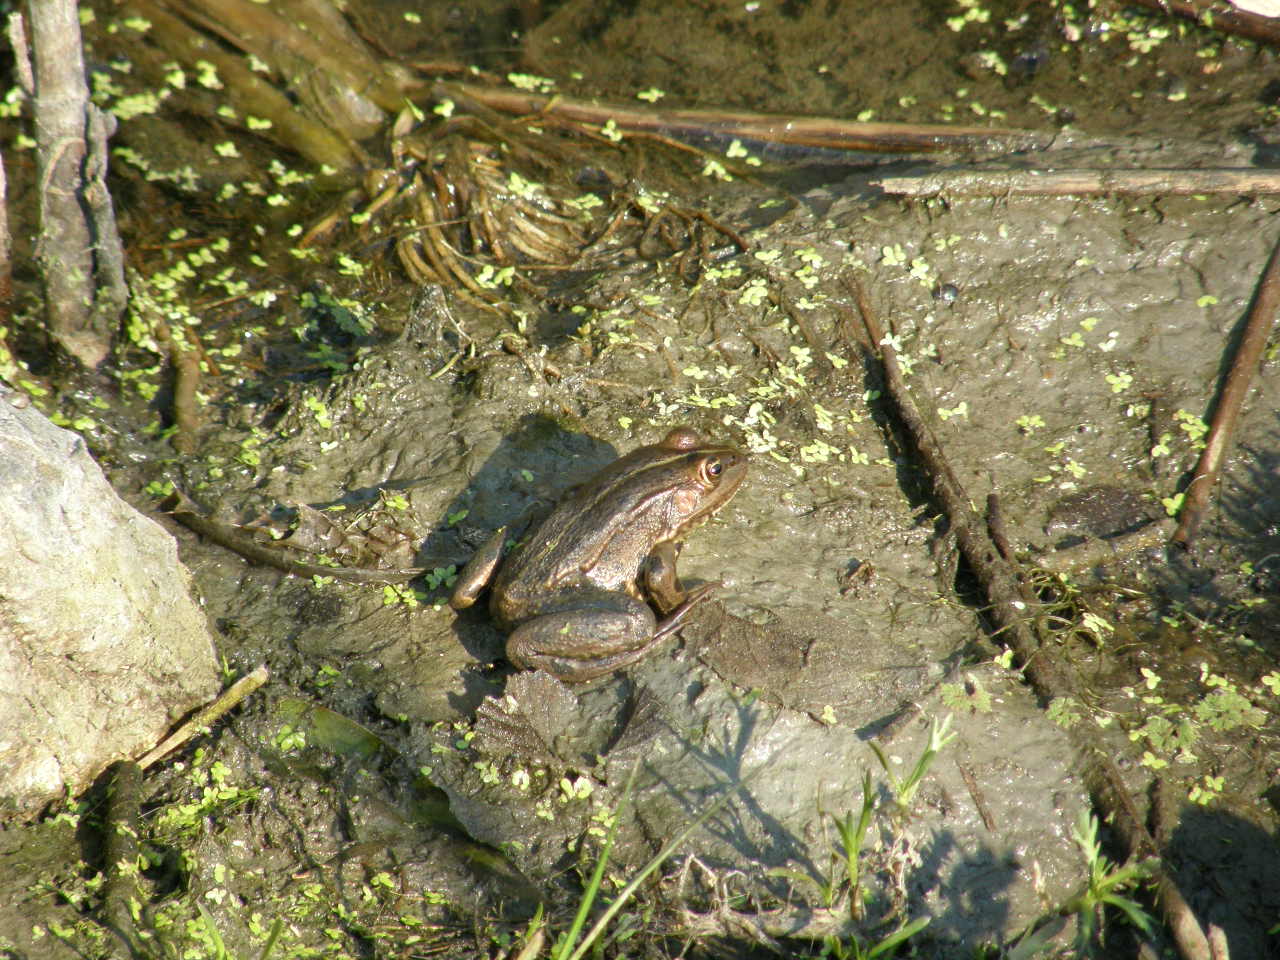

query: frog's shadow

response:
[425,413,621,668]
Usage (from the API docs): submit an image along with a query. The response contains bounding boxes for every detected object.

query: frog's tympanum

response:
[450,427,748,682]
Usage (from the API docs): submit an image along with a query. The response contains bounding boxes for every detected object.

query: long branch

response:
[1128,0,1280,48]
[1172,232,1280,547]
[436,82,1048,156]
[876,167,1280,198]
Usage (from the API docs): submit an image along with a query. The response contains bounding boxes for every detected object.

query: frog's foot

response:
[652,581,719,640]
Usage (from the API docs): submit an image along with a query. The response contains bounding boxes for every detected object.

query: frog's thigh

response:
[506,601,658,682]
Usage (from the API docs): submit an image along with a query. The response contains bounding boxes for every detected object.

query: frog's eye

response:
[700,457,723,483]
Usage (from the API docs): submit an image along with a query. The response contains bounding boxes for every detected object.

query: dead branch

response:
[136,664,270,769]
[436,81,1048,156]
[163,0,417,119]
[844,273,1214,960]
[1172,231,1280,547]
[165,491,438,584]
[101,760,144,950]
[876,167,1280,198]
[123,0,366,175]
[1128,0,1280,48]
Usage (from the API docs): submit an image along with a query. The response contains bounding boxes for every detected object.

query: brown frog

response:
[450,427,748,682]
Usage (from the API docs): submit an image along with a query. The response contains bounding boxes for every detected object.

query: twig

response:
[435,81,1047,156]
[164,0,416,113]
[875,167,1280,198]
[1035,519,1176,573]
[843,272,1214,960]
[152,319,202,455]
[956,758,997,831]
[1172,232,1280,547]
[165,491,437,583]
[136,664,269,769]
[100,760,144,953]
[125,0,364,175]
[1128,0,1280,48]
[843,274,1068,694]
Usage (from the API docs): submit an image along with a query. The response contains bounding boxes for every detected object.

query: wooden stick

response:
[100,760,145,952]
[1128,0,1280,48]
[125,0,364,175]
[1172,232,1280,547]
[435,82,1047,156]
[1035,519,1176,573]
[136,665,270,769]
[152,319,202,455]
[876,167,1280,198]
[166,491,436,583]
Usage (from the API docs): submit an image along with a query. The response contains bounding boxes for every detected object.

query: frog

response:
[449,427,748,682]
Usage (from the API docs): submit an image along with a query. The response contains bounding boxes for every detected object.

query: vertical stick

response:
[1172,234,1280,547]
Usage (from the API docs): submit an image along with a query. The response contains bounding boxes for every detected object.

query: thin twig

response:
[1128,0,1280,48]
[166,491,437,583]
[136,665,270,769]
[876,167,1280,198]
[1172,232,1280,547]
[436,81,1047,156]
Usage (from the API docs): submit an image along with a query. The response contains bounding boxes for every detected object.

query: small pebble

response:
[932,283,959,304]
[1163,76,1188,102]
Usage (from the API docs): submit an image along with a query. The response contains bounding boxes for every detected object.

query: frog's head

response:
[649,427,748,541]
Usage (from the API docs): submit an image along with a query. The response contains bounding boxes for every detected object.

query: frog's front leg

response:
[641,541,685,614]
[506,591,662,683]
[643,541,718,634]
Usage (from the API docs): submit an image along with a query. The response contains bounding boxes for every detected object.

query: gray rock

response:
[0,393,219,817]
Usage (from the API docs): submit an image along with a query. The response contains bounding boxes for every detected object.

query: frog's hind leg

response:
[511,632,673,683]
[506,597,661,683]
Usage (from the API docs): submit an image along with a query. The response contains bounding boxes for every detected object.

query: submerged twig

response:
[876,167,1280,198]
[1129,0,1280,48]
[436,81,1047,156]
[124,0,365,175]
[1036,519,1177,574]
[152,320,202,455]
[1172,232,1280,548]
[166,491,435,583]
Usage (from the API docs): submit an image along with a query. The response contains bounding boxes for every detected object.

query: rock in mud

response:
[0,393,220,817]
